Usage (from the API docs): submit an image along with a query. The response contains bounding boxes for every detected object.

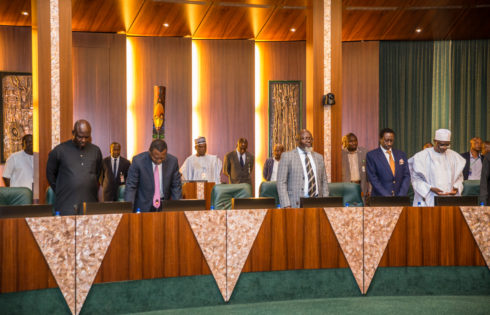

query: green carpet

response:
[135,295,490,315]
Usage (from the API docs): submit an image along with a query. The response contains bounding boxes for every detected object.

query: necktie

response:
[240,154,244,167]
[304,152,317,197]
[153,165,161,209]
[113,159,118,178]
[387,150,395,176]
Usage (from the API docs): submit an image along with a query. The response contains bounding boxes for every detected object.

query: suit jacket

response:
[100,156,130,201]
[223,151,254,184]
[480,155,490,205]
[277,148,329,208]
[461,152,484,180]
[124,151,182,212]
[263,158,275,181]
[366,147,410,196]
[341,147,368,196]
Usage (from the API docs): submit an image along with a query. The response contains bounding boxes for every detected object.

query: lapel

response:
[377,147,393,177]
[145,153,155,190]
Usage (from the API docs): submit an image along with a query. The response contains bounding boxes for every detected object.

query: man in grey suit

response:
[277,129,329,208]
[124,139,182,212]
[223,138,255,185]
[341,133,369,198]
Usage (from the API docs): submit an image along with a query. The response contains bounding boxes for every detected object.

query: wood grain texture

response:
[71,0,132,33]
[182,182,215,210]
[0,26,31,72]
[342,41,379,151]
[256,8,306,41]
[129,37,192,163]
[72,32,127,158]
[195,39,254,183]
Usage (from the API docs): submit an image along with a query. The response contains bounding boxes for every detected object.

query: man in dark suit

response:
[461,137,483,180]
[341,133,369,198]
[366,128,410,196]
[124,139,181,212]
[263,144,284,181]
[223,138,254,185]
[100,142,131,201]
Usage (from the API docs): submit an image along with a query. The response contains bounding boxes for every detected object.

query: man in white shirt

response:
[262,144,284,181]
[409,129,466,206]
[180,136,222,183]
[276,129,329,208]
[461,137,483,180]
[3,134,33,190]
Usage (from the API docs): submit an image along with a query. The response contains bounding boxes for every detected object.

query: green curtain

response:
[450,40,490,153]
[379,41,434,157]
[431,41,452,137]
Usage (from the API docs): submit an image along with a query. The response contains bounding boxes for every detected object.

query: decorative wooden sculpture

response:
[153,86,165,139]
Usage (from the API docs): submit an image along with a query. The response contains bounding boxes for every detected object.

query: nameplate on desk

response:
[434,196,479,206]
[367,196,411,206]
[162,199,206,211]
[300,197,343,208]
[0,204,53,218]
[231,197,276,210]
[83,202,133,215]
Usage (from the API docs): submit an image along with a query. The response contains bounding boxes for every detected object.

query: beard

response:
[304,146,313,153]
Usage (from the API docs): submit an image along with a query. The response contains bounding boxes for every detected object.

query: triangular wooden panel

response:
[226,209,267,301]
[185,210,227,301]
[26,216,76,315]
[363,207,403,294]
[75,214,122,315]
[460,206,490,269]
[324,207,363,293]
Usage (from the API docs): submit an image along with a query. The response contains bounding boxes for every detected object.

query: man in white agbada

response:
[408,129,466,206]
[180,137,222,183]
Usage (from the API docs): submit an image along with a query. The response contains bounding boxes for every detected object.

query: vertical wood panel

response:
[0,26,31,72]
[243,210,272,272]
[196,40,254,183]
[130,37,191,163]
[342,41,379,151]
[72,32,126,158]
[406,207,423,266]
[423,207,441,265]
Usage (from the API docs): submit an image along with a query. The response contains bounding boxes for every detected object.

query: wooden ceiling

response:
[0,0,489,41]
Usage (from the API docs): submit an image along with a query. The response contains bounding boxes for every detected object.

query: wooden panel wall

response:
[195,39,255,183]
[342,41,379,151]
[129,37,192,163]
[0,26,31,72]
[72,32,126,158]
[256,41,306,160]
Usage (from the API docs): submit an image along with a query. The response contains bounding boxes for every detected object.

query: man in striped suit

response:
[277,129,329,208]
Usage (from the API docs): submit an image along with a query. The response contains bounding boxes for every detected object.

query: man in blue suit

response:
[125,139,182,212]
[366,128,410,196]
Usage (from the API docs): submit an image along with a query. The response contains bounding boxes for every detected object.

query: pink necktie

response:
[153,165,160,209]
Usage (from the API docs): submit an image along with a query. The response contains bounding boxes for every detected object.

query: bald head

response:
[72,119,92,149]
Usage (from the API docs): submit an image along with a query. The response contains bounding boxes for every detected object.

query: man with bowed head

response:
[276,129,328,208]
[180,136,222,183]
[125,139,182,212]
[409,129,466,206]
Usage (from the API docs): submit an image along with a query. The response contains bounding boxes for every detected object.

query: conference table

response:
[0,206,487,314]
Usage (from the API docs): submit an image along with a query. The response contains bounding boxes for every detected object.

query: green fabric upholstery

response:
[408,184,415,205]
[462,180,480,196]
[46,186,56,205]
[210,184,252,210]
[327,183,363,207]
[117,185,126,201]
[259,181,279,204]
[0,187,33,205]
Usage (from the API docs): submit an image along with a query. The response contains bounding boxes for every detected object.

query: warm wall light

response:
[415,27,422,33]
[21,11,29,16]
[290,28,296,32]
[191,41,201,152]
[126,37,136,160]
[254,43,264,197]
[163,23,169,27]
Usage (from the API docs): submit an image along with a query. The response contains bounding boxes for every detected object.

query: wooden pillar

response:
[306,0,342,182]
[31,0,73,202]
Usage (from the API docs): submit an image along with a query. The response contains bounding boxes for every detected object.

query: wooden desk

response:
[182,182,215,210]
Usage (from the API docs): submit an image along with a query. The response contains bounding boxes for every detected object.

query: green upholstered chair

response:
[408,184,415,206]
[462,180,480,196]
[118,185,126,201]
[327,182,363,207]
[0,187,33,205]
[46,186,56,205]
[210,183,252,210]
[259,181,279,204]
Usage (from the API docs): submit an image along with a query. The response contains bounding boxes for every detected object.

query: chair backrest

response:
[462,180,480,196]
[211,183,252,210]
[258,181,279,204]
[0,187,33,205]
[327,182,363,207]
[117,185,126,201]
[46,186,56,205]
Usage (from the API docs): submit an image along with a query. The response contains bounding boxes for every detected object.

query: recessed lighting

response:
[21,11,29,16]
[290,28,296,32]
[163,23,169,27]
[415,27,422,33]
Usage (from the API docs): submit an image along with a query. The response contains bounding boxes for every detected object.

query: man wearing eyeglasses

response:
[276,129,329,208]
[408,129,466,206]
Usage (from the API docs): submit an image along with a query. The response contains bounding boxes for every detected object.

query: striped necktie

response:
[304,152,317,197]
